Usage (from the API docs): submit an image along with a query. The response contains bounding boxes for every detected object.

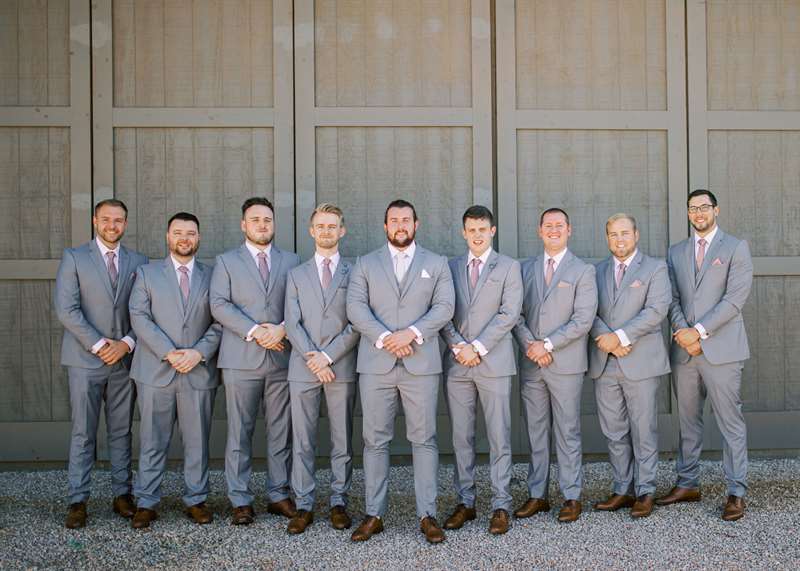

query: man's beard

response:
[247,231,273,246]
[171,243,199,257]
[387,229,414,248]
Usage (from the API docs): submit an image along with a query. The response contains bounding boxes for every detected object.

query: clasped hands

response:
[451,342,480,367]
[165,348,203,373]
[96,339,131,366]
[594,332,632,358]
[252,323,286,351]
[525,340,553,367]
[304,350,335,384]
[673,327,703,357]
[382,328,418,359]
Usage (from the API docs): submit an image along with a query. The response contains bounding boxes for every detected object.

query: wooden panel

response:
[0,127,71,260]
[707,0,800,111]
[112,0,274,108]
[114,127,274,260]
[314,0,472,107]
[0,0,71,106]
[314,127,473,258]
[708,131,800,257]
[516,130,668,259]
[515,0,666,111]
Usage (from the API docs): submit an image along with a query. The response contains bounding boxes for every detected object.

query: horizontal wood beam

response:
[112,107,275,128]
[706,111,800,131]
[0,260,61,279]
[312,107,475,127]
[752,257,800,276]
[514,110,673,131]
[0,107,75,127]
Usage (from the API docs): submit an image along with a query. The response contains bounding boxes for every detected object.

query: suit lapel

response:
[453,254,470,305]
[695,229,725,287]
[162,257,186,320]
[533,255,545,303]
[115,246,132,304]
[471,250,498,303]
[614,251,642,304]
[185,261,206,318]
[239,243,267,294]
[543,250,573,302]
[603,258,615,308]
[304,258,325,309]
[324,259,349,307]
[267,247,283,295]
[379,245,401,298]
[400,246,424,298]
[88,240,115,301]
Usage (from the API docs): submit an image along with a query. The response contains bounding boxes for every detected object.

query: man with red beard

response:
[346,199,455,543]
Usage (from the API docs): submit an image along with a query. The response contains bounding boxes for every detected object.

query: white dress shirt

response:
[692,226,718,339]
[91,237,135,354]
[376,242,423,349]
[244,241,279,340]
[542,248,569,352]
[452,248,493,357]
[171,255,195,285]
[611,249,638,347]
[314,251,340,365]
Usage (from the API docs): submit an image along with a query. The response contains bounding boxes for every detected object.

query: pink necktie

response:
[321,258,332,290]
[616,262,626,289]
[257,251,270,285]
[106,251,118,290]
[178,265,190,304]
[545,258,555,287]
[469,258,481,290]
[696,238,707,270]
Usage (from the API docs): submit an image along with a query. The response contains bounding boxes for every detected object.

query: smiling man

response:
[512,207,597,523]
[346,199,454,543]
[659,189,753,521]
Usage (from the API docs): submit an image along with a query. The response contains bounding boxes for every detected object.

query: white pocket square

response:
[557,280,571,288]
[712,258,723,266]
[630,279,643,288]
[421,269,431,279]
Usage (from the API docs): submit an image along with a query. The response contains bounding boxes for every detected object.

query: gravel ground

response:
[1,458,798,570]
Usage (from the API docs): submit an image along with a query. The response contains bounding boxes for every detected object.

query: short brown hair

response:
[309,203,344,225]
[94,199,128,218]
[605,212,637,234]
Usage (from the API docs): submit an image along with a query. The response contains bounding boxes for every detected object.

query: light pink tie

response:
[257,251,270,285]
[616,262,626,289]
[469,258,481,290]
[178,265,190,304]
[545,258,555,287]
[321,258,332,290]
[106,251,118,291]
[696,238,707,270]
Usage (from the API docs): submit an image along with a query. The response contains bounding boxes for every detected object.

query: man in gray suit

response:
[283,203,359,534]
[589,213,671,519]
[210,197,301,525]
[657,189,753,521]
[55,199,148,529]
[346,199,455,544]
[441,205,522,536]
[513,208,597,523]
[128,212,221,529]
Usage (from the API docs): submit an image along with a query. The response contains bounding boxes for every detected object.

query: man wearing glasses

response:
[658,189,753,521]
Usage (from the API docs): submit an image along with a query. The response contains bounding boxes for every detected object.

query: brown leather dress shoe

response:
[594,494,635,512]
[420,516,445,544]
[488,509,510,535]
[65,502,87,529]
[558,500,582,523]
[514,497,551,518]
[655,486,701,506]
[351,515,384,541]
[132,508,158,529]
[444,503,476,530]
[330,505,352,530]
[112,494,136,519]
[186,502,213,524]
[267,498,297,518]
[631,495,655,518]
[231,505,255,526]
[722,495,745,521]
[287,510,314,534]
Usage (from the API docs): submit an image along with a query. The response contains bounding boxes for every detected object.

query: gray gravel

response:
[1,458,799,570]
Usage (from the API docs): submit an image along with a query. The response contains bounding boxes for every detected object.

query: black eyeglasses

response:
[688,204,714,214]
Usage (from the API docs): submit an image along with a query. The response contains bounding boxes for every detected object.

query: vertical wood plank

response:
[272,0,295,251]
[164,0,194,106]
[419,0,449,106]
[21,281,52,420]
[336,0,366,106]
[47,0,70,106]
[19,128,50,259]
[450,0,472,107]
[0,129,21,259]
[18,0,48,106]
[251,0,274,107]
[0,1,19,105]
[134,0,165,107]
[0,283,22,421]
[364,0,394,106]
[222,0,252,107]
[394,0,422,105]
[194,0,223,107]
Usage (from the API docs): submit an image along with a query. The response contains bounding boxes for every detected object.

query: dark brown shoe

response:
[267,498,297,518]
[112,494,136,519]
[594,494,635,512]
[655,486,701,506]
[287,510,314,534]
[443,503,476,530]
[351,515,384,541]
[132,508,158,529]
[631,495,655,518]
[514,497,551,518]
[186,502,213,524]
[330,505,352,530]
[488,509,510,535]
[65,502,87,529]
[722,495,745,521]
[558,500,582,523]
[420,516,445,544]
[231,505,255,526]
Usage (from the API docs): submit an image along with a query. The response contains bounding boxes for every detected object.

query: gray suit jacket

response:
[346,244,455,376]
[667,228,753,366]
[129,258,221,390]
[284,257,359,382]
[513,250,597,376]
[210,243,301,372]
[55,240,148,369]
[589,252,671,381]
[441,251,523,378]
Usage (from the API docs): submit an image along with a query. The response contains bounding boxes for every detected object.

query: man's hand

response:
[535,352,553,368]
[391,345,413,358]
[316,366,336,384]
[382,328,418,353]
[595,332,621,354]
[526,340,548,362]
[255,323,286,350]
[673,327,700,349]
[685,340,703,357]
[168,349,203,374]
[610,345,632,358]
[97,340,130,365]
[455,343,481,367]
[305,351,330,375]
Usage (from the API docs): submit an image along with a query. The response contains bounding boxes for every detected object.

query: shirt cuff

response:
[472,340,489,356]
[245,324,260,341]
[121,336,135,352]
[409,326,423,345]
[543,338,554,353]
[614,329,632,347]
[90,338,108,354]
[694,323,709,339]
[321,351,333,365]
[451,342,466,355]
[375,331,392,349]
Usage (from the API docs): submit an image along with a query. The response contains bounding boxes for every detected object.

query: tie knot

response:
[106,251,116,261]
[698,238,706,247]
[258,251,267,259]
[547,257,554,267]
[178,265,189,274]
[471,258,481,268]
[323,257,331,267]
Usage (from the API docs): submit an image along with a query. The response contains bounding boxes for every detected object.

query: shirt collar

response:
[614,249,638,270]
[171,255,195,274]
[387,241,416,260]
[314,251,340,270]
[545,247,568,266]
[245,240,272,260]
[694,225,718,248]
[95,237,120,258]
[467,247,492,267]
